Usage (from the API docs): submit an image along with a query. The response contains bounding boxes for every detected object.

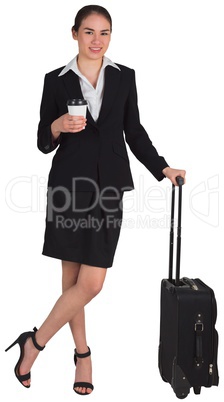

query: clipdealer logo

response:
[5,174,220,228]
[5,175,47,213]
[189,175,219,227]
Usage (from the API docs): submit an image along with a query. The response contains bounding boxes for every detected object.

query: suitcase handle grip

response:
[176,176,184,186]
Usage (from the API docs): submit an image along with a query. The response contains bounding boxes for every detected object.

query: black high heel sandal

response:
[5,327,45,388]
[73,347,94,395]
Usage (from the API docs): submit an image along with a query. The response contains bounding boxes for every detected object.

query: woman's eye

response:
[85,31,93,35]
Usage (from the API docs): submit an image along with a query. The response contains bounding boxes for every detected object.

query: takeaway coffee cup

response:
[67,99,88,117]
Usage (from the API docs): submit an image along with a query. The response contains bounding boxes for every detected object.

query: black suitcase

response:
[158,177,219,399]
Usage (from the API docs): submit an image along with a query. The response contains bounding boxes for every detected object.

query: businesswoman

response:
[5,5,186,395]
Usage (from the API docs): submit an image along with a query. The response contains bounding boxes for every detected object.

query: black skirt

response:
[42,190,123,268]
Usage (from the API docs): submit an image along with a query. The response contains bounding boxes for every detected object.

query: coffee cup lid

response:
[67,99,87,106]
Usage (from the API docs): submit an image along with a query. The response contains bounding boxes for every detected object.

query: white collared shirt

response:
[59,56,120,121]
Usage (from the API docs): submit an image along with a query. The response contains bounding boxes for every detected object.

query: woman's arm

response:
[124,70,186,185]
[37,73,86,154]
[123,70,169,181]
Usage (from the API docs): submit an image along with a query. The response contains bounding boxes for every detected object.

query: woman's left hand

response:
[162,167,186,186]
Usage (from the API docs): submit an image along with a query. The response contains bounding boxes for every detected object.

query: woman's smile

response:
[89,47,102,53]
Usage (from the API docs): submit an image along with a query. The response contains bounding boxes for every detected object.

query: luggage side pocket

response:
[211,290,219,386]
[210,329,219,386]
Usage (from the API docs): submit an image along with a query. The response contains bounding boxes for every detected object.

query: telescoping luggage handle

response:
[168,176,185,286]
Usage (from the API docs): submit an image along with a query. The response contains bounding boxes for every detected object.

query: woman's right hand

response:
[51,113,87,140]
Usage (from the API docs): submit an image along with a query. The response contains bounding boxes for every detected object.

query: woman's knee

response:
[90,278,104,297]
[81,277,104,299]
[77,265,107,299]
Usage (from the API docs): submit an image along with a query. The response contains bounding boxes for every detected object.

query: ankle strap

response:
[31,327,45,351]
[74,346,91,359]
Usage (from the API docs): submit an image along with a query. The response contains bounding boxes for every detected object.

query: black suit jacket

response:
[37,63,169,191]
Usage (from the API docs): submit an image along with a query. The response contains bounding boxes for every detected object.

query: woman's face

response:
[73,14,111,61]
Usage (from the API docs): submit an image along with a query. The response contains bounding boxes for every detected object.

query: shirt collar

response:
[58,55,120,77]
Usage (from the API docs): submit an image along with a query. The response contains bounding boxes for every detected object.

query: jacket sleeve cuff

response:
[37,125,60,154]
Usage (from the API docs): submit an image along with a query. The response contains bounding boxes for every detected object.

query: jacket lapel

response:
[61,69,83,99]
[97,66,121,124]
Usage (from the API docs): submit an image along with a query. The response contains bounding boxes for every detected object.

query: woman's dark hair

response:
[72,5,112,32]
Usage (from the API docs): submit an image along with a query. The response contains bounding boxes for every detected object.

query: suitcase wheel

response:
[193,386,201,395]
[161,375,168,383]
[175,392,188,399]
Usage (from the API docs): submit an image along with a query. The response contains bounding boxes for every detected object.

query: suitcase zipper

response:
[209,364,213,375]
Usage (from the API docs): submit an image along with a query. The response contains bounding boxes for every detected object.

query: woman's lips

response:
[89,47,102,53]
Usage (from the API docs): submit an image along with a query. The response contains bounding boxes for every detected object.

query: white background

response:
[1,0,224,401]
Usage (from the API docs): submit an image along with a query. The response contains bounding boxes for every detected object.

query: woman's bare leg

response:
[19,263,107,388]
[61,261,88,349]
[62,261,92,394]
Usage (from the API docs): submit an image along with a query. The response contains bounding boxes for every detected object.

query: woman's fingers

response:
[61,114,87,133]
[162,167,186,186]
